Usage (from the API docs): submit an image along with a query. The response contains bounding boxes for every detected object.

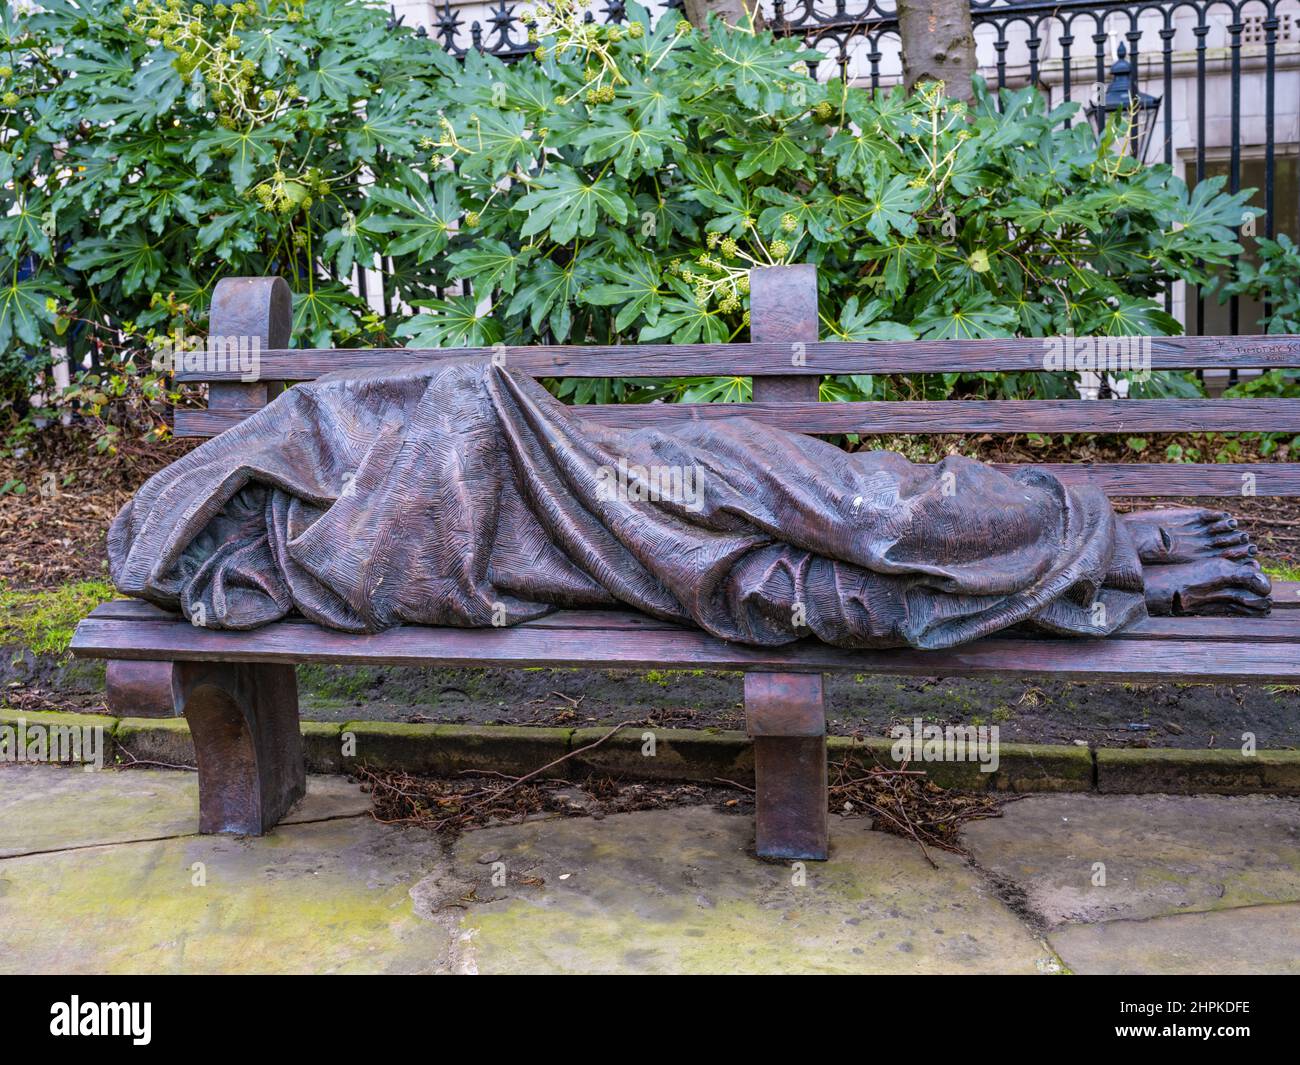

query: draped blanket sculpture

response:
[110,358,1270,649]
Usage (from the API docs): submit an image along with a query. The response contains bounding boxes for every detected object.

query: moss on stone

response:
[0,579,116,656]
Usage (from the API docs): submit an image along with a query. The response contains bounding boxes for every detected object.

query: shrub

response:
[1220,233,1300,336]
[1,0,451,436]
[1,0,1256,432]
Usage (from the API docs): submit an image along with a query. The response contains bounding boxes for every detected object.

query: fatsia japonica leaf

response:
[453,109,537,180]
[829,296,916,342]
[67,231,165,295]
[0,269,64,350]
[292,284,366,348]
[446,239,536,297]
[912,292,1019,339]
[397,295,505,348]
[1083,295,1182,337]
[368,173,461,263]
[575,112,672,178]
[298,47,369,104]
[186,123,279,191]
[637,278,730,344]
[582,239,667,332]
[860,164,929,242]
[516,166,632,244]
[506,256,599,342]
[690,15,812,112]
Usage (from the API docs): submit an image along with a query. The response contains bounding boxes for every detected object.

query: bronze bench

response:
[71,268,1300,859]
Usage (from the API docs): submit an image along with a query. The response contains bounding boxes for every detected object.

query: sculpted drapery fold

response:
[110,358,1149,650]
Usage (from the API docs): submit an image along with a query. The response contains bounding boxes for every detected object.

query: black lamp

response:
[1087,43,1163,164]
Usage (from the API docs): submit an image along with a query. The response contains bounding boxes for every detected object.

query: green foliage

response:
[1,0,1259,430]
[390,5,1253,403]
[1,0,454,434]
[1220,233,1300,335]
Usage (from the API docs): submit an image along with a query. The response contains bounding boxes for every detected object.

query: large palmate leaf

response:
[446,239,536,297]
[860,166,929,242]
[454,110,537,180]
[1082,295,1182,336]
[829,296,915,342]
[0,269,63,350]
[67,231,166,295]
[506,256,599,342]
[368,173,461,263]
[582,241,667,332]
[292,284,366,348]
[516,166,632,245]
[637,279,730,344]
[913,292,1019,339]
[690,15,811,112]
[187,123,279,190]
[398,294,503,348]
[299,47,369,104]
[575,112,673,178]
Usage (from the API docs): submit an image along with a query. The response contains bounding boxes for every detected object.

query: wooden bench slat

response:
[86,596,1300,634]
[70,615,1300,682]
[174,397,1300,439]
[149,433,1300,493]
[173,335,1300,382]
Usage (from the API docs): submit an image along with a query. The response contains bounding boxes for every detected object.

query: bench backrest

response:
[177,270,1300,498]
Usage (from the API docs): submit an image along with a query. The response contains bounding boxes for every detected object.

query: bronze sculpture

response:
[109,358,1270,648]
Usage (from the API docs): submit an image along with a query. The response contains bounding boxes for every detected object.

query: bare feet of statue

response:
[1143,557,1272,616]
[1123,507,1257,564]
[1123,507,1271,615]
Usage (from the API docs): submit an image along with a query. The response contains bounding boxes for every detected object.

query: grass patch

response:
[0,579,117,655]
[1263,562,1300,583]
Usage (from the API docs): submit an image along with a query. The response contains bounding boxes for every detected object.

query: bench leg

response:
[744,673,828,860]
[174,662,304,835]
[106,660,179,718]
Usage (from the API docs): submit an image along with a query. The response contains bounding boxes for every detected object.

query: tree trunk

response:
[682,0,765,32]
[896,0,977,102]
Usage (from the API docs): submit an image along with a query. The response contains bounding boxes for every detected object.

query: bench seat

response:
[73,592,1300,683]
[70,591,1300,857]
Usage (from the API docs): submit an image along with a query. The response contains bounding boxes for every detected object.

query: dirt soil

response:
[0,428,196,588]
[5,426,1300,751]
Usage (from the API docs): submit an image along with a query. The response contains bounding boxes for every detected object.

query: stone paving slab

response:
[3,765,1299,974]
[0,765,369,858]
[0,817,452,975]
[441,807,1054,975]
[962,793,1300,928]
[1047,903,1300,975]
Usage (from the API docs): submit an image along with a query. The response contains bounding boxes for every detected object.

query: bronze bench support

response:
[744,673,829,860]
[746,266,829,860]
[105,659,178,718]
[104,277,293,725]
[176,661,304,835]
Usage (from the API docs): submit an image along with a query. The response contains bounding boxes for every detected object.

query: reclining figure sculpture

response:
[109,359,1270,648]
